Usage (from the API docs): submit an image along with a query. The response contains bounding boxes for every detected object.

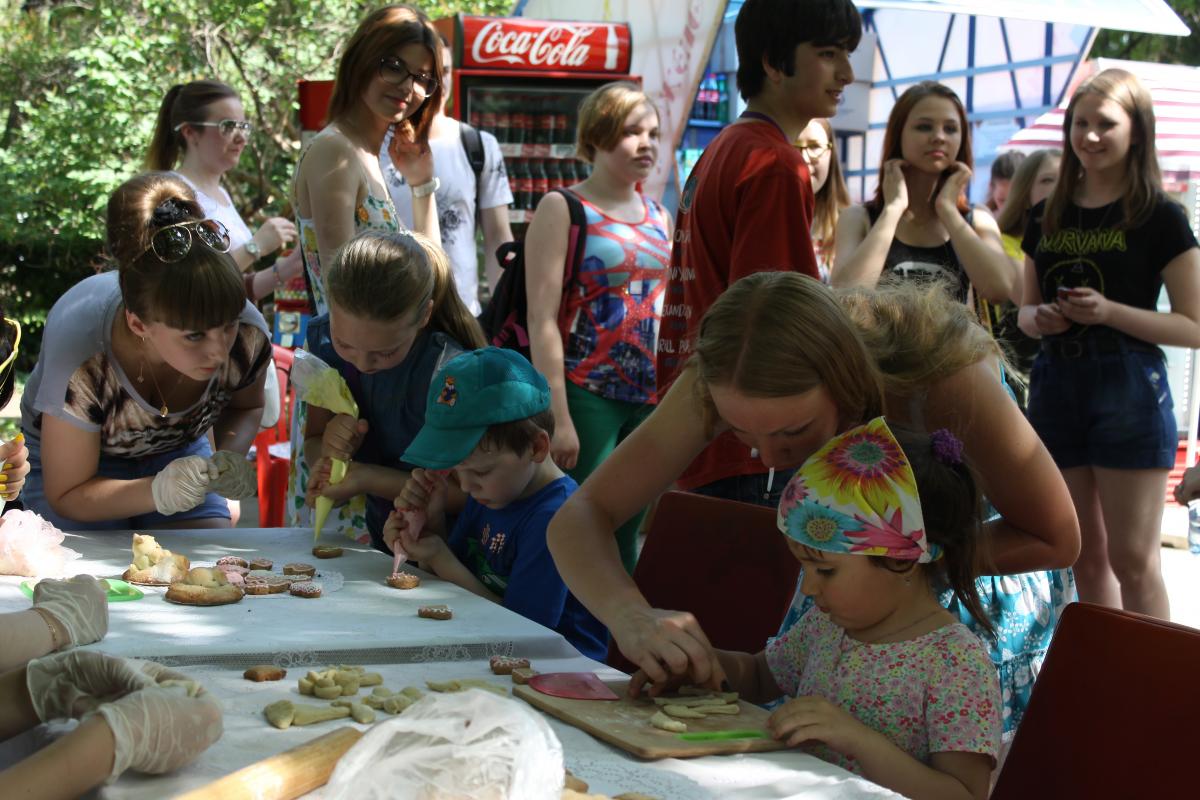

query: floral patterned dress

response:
[288,128,401,538]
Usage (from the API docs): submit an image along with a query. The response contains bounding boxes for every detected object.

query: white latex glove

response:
[90,681,223,782]
[32,574,109,649]
[207,450,257,500]
[25,651,156,722]
[151,456,218,515]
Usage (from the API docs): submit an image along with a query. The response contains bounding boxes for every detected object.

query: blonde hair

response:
[692,272,885,433]
[835,283,1002,399]
[106,172,244,331]
[1044,68,1162,234]
[995,149,1061,237]
[575,81,659,163]
[325,231,486,349]
[326,5,443,146]
[811,118,850,248]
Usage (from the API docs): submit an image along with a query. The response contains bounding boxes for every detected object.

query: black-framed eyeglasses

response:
[378,57,438,97]
[140,219,232,264]
[173,119,253,137]
[795,139,834,159]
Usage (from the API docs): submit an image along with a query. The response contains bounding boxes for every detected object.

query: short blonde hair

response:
[575,81,659,163]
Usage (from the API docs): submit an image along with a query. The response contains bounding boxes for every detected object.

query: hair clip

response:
[151,198,193,227]
[930,428,964,465]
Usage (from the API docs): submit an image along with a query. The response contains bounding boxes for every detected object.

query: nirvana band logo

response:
[1038,227,1127,256]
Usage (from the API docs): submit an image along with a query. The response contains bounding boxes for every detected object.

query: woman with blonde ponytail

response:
[301,231,483,551]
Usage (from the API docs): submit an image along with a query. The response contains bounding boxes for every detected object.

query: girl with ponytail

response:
[302,231,484,551]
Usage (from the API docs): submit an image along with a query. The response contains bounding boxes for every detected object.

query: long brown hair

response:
[107,173,244,331]
[866,81,972,217]
[326,231,485,349]
[811,118,850,247]
[327,5,442,146]
[692,272,885,434]
[1043,68,1162,234]
[995,149,1060,237]
[145,81,239,171]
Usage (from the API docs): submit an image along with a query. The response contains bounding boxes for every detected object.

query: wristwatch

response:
[245,239,261,258]
[411,177,440,198]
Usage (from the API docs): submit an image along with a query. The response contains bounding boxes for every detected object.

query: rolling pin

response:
[173,726,363,800]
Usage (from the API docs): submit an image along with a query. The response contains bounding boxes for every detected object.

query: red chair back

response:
[607,491,800,671]
[992,602,1200,799]
[254,346,295,527]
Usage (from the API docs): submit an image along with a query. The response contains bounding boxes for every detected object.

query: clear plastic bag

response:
[323,689,564,800]
[0,509,80,577]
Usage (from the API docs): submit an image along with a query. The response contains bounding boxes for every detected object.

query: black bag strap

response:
[459,122,485,217]
[555,187,588,290]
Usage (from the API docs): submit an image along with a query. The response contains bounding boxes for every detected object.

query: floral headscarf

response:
[776,417,942,563]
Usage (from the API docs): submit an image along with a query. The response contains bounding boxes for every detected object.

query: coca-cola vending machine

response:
[434,15,637,227]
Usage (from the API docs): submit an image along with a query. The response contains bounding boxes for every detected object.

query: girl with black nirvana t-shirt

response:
[1019,68,1200,620]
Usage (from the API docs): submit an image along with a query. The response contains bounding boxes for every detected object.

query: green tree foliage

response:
[0,0,509,367]
[1091,0,1199,65]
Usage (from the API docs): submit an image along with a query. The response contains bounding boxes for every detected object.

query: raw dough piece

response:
[165,567,245,606]
[122,533,189,585]
[692,703,741,715]
[426,679,461,693]
[489,655,530,675]
[292,703,351,727]
[349,703,375,724]
[244,665,286,682]
[649,711,687,733]
[510,667,538,685]
[382,695,414,714]
[312,545,343,559]
[283,563,316,578]
[289,581,322,599]
[652,691,739,707]
[662,705,707,719]
[387,572,420,589]
[400,687,424,701]
[418,605,452,620]
[264,700,296,729]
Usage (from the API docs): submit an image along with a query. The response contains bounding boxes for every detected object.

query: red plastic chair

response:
[607,491,801,672]
[254,346,295,527]
[992,602,1200,799]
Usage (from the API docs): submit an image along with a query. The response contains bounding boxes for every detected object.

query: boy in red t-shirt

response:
[657,0,861,503]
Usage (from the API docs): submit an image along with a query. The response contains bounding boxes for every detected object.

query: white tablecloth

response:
[0,528,580,666]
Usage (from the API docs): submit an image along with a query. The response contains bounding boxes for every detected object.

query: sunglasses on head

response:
[140,219,232,264]
[174,119,253,137]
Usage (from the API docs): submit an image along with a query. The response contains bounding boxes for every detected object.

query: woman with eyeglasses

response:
[796,119,850,283]
[287,4,444,533]
[147,80,303,302]
[18,173,270,530]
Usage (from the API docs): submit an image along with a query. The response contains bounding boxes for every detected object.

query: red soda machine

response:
[433,14,637,228]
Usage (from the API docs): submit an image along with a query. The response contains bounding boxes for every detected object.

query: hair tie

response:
[930,428,964,465]
[151,199,191,228]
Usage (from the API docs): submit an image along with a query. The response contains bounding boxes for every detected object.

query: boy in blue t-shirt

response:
[384,347,608,660]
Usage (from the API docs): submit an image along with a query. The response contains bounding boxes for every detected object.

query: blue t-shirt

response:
[448,475,608,660]
[307,315,463,548]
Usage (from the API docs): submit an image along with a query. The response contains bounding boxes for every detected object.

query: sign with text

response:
[459,15,632,74]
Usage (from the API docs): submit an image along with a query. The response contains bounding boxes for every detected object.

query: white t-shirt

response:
[381,120,513,315]
[173,173,254,252]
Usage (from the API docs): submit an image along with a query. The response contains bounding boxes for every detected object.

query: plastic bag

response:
[0,509,80,577]
[323,689,564,800]
[291,349,359,540]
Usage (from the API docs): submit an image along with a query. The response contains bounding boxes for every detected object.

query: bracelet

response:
[411,177,440,198]
[32,607,64,651]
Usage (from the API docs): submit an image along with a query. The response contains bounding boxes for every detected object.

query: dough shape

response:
[662,704,708,719]
[165,566,244,606]
[649,711,687,733]
[122,533,189,585]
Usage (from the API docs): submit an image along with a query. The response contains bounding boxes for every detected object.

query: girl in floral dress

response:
[632,417,1000,800]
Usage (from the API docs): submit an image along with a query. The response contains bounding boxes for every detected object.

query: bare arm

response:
[832,160,908,289]
[480,204,515,295]
[943,206,1018,302]
[212,371,265,456]
[39,416,155,522]
[297,135,365,277]
[923,359,1080,572]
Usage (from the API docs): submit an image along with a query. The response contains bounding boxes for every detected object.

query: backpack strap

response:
[555,187,588,291]
[459,122,485,218]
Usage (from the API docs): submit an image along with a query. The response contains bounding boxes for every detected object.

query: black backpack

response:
[478,188,587,361]
[459,121,485,218]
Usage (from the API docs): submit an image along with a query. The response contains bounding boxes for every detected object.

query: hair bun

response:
[151,198,192,228]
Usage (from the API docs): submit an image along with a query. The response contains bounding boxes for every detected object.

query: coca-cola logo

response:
[471,20,598,68]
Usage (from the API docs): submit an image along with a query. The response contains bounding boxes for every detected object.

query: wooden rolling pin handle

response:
[174,726,363,800]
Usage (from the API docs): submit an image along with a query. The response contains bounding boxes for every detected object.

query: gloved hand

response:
[32,574,108,649]
[207,450,256,500]
[25,650,156,722]
[151,456,217,515]
[90,677,223,782]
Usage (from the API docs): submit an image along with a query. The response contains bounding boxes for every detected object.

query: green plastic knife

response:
[677,729,769,742]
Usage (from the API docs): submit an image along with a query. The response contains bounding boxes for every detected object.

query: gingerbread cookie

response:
[283,563,316,578]
[290,582,322,599]
[489,655,530,675]
[312,545,343,559]
[244,575,290,595]
[510,667,538,685]
[216,556,249,569]
[418,605,452,620]
[386,572,420,589]
[244,665,287,682]
[249,558,273,571]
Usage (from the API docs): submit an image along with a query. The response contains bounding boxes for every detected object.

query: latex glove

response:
[207,450,256,500]
[32,574,108,648]
[25,650,156,722]
[90,681,223,782]
[151,456,218,515]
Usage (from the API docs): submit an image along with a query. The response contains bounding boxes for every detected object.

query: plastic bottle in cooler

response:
[496,109,511,144]
[510,106,528,145]
[512,158,532,211]
[544,158,562,191]
[469,109,483,130]
[716,74,729,122]
[507,157,521,204]
[482,107,497,139]
[530,159,549,208]
[554,113,571,145]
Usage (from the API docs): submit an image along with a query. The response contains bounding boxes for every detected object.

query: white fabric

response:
[173,173,254,252]
[381,120,513,314]
[32,574,108,648]
[151,456,218,515]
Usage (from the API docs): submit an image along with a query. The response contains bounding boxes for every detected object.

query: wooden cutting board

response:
[514,679,787,759]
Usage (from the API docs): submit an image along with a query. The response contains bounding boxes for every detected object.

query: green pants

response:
[565,381,654,574]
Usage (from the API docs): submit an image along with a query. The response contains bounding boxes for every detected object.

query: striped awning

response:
[1002,58,1200,191]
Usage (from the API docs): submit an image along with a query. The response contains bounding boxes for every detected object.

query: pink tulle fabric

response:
[0,509,81,577]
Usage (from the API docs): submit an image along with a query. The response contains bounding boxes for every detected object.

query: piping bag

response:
[291,350,359,542]
[391,469,451,573]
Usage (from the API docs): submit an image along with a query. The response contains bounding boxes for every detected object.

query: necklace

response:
[136,340,184,418]
[854,606,946,645]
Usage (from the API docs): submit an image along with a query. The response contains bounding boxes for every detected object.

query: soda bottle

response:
[536,112,554,146]
[507,157,521,204]
[469,109,483,130]
[1189,500,1200,555]
[530,159,549,208]
[716,74,729,123]
[496,110,511,144]
[545,158,562,191]
[554,113,571,145]
[481,108,497,138]
[511,107,528,146]
[513,159,532,211]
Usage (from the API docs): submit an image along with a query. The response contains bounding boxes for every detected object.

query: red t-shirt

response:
[657,119,818,490]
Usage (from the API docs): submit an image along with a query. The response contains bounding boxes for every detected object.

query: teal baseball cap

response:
[402,347,551,469]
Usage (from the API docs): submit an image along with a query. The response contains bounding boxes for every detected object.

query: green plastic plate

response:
[19,578,144,602]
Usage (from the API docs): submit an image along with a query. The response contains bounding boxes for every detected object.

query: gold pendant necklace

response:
[138,339,183,419]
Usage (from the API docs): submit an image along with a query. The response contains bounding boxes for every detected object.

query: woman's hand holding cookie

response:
[613,606,727,698]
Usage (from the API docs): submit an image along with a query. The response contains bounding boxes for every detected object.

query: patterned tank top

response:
[295,127,401,315]
[559,190,671,405]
